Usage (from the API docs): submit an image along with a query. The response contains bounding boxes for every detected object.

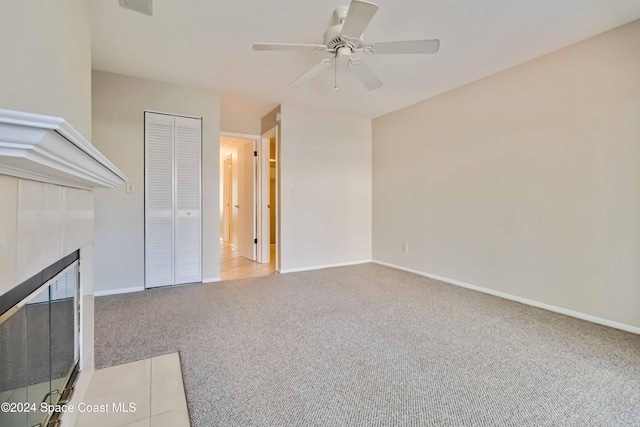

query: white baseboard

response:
[94,286,145,297]
[372,260,640,335]
[280,259,372,274]
[203,277,221,283]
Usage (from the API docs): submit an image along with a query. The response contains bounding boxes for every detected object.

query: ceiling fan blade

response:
[341,0,379,39]
[350,60,383,91]
[253,43,326,52]
[370,39,440,54]
[290,58,334,88]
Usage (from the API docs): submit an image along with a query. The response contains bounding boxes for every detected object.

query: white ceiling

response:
[91,0,640,119]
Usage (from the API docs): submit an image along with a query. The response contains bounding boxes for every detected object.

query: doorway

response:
[220,132,277,280]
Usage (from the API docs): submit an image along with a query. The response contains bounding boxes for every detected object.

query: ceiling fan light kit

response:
[252,0,440,91]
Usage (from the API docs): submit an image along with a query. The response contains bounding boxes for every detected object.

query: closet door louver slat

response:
[174,116,202,285]
[144,112,175,288]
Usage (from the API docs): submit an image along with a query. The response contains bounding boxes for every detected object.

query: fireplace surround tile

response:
[64,188,94,256]
[42,183,65,262]
[16,179,45,283]
[0,175,18,295]
[14,180,96,286]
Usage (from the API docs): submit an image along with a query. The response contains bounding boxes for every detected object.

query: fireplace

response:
[0,109,127,427]
[0,251,80,427]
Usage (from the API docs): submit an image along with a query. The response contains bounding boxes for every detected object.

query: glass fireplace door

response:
[0,259,79,427]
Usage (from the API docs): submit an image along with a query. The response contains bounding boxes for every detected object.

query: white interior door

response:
[237,141,256,260]
[174,116,202,284]
[257,137,270,264]
[145,112,175,288]
[222,155,232,242]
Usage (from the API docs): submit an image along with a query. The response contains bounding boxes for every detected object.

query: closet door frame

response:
[144,110,203,288]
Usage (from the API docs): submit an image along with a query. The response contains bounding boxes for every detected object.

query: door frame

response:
[220,131,260,261]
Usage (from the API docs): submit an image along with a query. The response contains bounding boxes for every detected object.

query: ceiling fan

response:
[252,0,440,91]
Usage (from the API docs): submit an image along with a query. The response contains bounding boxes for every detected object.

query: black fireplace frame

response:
[0,249,81,427]
[0,250,79,318]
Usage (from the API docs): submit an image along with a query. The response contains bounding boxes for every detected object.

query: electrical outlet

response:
[126,182,135,194]
[402,243,409,253]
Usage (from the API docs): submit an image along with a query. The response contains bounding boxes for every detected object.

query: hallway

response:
[220,241,276,281]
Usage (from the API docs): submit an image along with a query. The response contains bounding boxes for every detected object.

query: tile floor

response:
[220,241,276,281]
[0,380,52,427]
[75,353,189,427]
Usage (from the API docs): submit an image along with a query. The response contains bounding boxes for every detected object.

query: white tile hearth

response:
[75,353,189,427]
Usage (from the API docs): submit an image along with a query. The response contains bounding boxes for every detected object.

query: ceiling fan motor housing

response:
[324,24,345,49]
[324,24,365,52]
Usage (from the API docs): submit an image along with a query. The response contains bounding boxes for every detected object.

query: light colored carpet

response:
[95,263,640,427]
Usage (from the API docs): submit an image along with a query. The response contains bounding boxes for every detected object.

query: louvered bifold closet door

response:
[174,116,202,284]
[145,112,175,288]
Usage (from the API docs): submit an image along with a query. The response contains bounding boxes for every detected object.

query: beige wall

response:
[280,104,372,271]
[373,20,640,330]
[92,71,221,291]
[0,0,92,138]
[221,111,261,135]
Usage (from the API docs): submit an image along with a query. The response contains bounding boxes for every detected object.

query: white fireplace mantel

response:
[0,109,127,189]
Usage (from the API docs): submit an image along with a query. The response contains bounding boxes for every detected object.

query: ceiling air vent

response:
[118,0,153,16]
